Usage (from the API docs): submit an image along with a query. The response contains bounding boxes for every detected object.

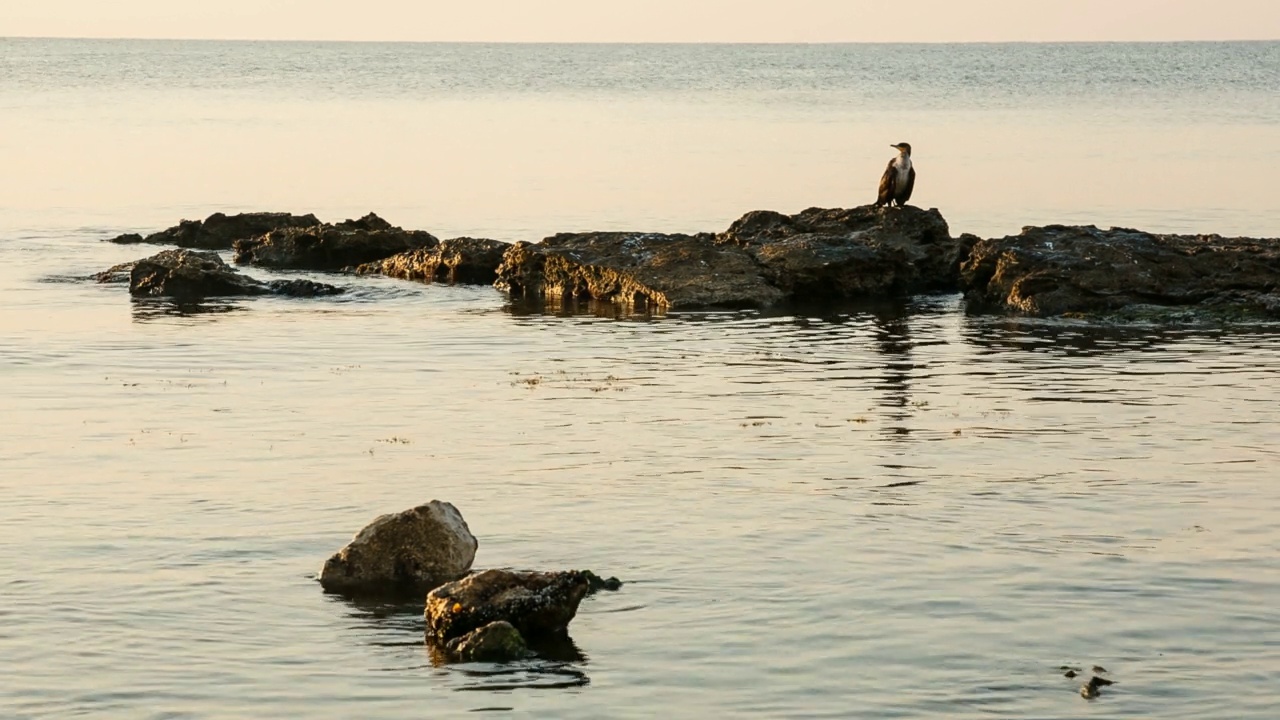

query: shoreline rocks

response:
[108,211,321,250]
[718,205,972,299]
[234,213,438,270]
[496,231,782,309]
[319,501,478,597]
[120,249,343,300]
[354,237,511,284]
[494,206,973,310]
[99,207,1280,320]
[961,225,1280,319]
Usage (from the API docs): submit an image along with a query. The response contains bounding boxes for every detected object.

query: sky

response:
[4,0,1280,43]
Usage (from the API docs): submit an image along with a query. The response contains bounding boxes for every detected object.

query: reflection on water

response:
[130,297,251,321]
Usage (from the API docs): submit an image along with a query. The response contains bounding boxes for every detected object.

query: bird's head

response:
[891,142,912,156]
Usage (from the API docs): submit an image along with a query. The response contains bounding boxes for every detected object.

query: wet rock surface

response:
[123,249,343,300]
[495,232,784,309]
[961,225,1280,318]
[107,212,321,250]
[354,237,510,284]
[444,620,529,663]
[493,206,966,310]
[425,569,592,642]
[319,501,478,597]
[234,213,438,270]
[717,205,969,301]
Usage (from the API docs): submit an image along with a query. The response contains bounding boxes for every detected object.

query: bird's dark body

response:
[874,143,916,208]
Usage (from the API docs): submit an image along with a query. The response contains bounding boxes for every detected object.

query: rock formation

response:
[717,205,971,299]
[493,206,968,310]
[496,232,784,309]
[961,225,1280,318]
[354,237,510,284]
[122,249,343,300]
[319,501,478,596]
[425,569,592,642]
[234,213,438,270]
[107,211,321,250]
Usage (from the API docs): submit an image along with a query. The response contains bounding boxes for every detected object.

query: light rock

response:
[319,501,478,596]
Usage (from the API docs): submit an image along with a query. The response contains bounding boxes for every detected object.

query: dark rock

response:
[1064,670,1078,678]
[444,620,529,663]
[266,279,347,298]
[582,570,622,593]
[129,249,264,299]
[122,249,344,300]
[319,501,478,597]
[1080,675,1115,699]
[108,212,322,250]
[234,219,438,271]
[334,212,394,232]
[495,232,783,309]
[716,205,965,300]
[95,261,137,284]
[354,237,510,284]
[492,206,964,310]
[961,225,1280,318]
[425,569,592,641]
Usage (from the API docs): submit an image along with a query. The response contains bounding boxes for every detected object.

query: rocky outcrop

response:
[234,213,438,270]
[124,249,343,300]
[425,569,591,641]
[444,620,529,663]
[354,237,511,284]
[496,232,784,309]
[493,206,967,310]
[107,212,321,250]
[961,225,1280,318]
[319,501,478,596]
[718,205,970,299]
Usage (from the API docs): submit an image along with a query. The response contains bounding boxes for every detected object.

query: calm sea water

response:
[2,39,1279,718]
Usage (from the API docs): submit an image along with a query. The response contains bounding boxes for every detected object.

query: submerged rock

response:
[125,249,343,300]
[355,237,511,284]
[961,225,1280,318]
[425,569,592,641]
[319,501,478,596]
[717,205,969,300]
[234,213,438,270]
[107,211,322,250]
[495,232,782,309]
[444,620,529,663]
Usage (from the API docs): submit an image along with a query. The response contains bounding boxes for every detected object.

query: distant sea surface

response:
[1,39,1279,718]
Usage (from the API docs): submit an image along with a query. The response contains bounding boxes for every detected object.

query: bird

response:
[875,142,915,208]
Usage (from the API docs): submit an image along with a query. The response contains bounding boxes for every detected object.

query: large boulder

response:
[107,211,321,250]
[716,205,969,300]
[234,213,438,270]
[354,237,511,284]
[495,232,782,309]
[961,225,1280,318]
[319,501,478,596]
[425,569,592,641]
[124,249,343,300]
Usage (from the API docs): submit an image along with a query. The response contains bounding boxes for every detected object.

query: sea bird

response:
[875,143,915,208]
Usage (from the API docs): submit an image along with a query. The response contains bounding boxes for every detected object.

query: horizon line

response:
[5,35,1279,46]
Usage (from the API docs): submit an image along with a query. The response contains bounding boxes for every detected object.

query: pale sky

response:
[4,0,1279,43]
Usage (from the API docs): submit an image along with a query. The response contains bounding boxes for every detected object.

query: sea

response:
[1,38,1279,718]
